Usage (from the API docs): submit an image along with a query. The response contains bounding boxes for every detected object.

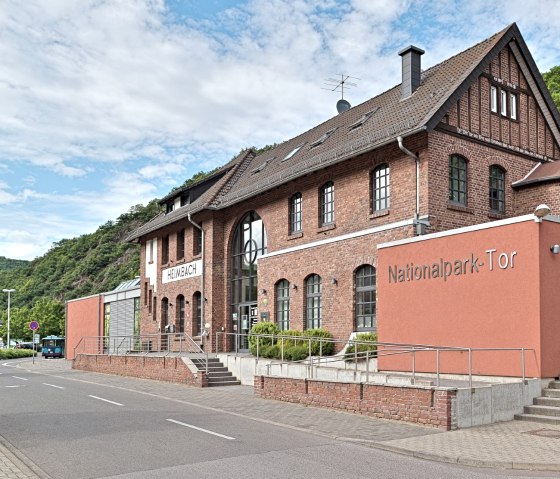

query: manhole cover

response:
[526,429,560,439]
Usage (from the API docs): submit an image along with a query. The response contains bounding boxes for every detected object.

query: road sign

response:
[29,321,39,331]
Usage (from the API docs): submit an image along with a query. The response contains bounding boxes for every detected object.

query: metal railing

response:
[214,331,533,387]
[73,333,209,373]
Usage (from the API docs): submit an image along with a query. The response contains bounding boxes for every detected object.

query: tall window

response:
[177,229,185,260]
[372,164,390,211]
[449,155,467,206]
[193,292,202,336]
[320,181,334,226]
[176,295,185,333]
[276,280,290,331]
[161,298,169,329]
[162,235,169,263]
[490,85,498,113]
[355,265,376,331]
[193,224,202,256]
[104,303,111,338]
[489,165,505,214]
[306,274,322,329]
[289,193,302,234]
[134,297,141,336]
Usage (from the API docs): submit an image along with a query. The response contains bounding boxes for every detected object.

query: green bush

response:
[0,348,36,359]
[276,329,303,349]
[249,321,280,355]
[302,328,334,356]
[260,344,281,359]
[344,332,378,362]
[283,344,309,361]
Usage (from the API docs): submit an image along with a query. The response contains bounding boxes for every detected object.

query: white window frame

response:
[490,86,498,113]
[500,90,507,116]
[510,93,517,120]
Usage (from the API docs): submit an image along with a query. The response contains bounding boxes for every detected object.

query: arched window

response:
[306,274,322,329]
[276,280,290,331]
[489,165,505,214]
[372,164,390,211]
[449,155,467,205]
[161,297,169,331]
[320,182,334,226]
[355,265,376,331]
[193,292,202,336]
[289,193,302,234]
[176,295,185,333]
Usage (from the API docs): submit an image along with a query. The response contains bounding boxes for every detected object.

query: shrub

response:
[276,329,303,350]
[302,328,334,356]
[283,344,309,361]
[249,321,280,355]
[260,344,280,359]
[344,332,378,362]
[0,349,36,359]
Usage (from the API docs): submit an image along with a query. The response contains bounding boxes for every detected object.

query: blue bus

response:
[41,336,65,359]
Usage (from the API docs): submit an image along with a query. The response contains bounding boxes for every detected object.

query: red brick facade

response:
[132,31,560,353]
[254,375,457,430]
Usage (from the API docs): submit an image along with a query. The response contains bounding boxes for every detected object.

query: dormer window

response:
[165,202,174,214]
[282,143,305,162]
[309,128,337,149]
[180,194,190,207]
[251,157,276,175]
[348,107,379,131]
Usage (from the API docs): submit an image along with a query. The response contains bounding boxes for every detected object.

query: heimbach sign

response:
[162,260,202,284]
[388,248,517,284]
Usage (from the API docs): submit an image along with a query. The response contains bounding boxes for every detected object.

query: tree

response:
[543,66,560,111]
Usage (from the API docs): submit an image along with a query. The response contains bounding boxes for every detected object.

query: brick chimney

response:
[398,45,425,98]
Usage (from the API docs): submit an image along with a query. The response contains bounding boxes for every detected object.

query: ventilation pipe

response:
[398,134,428,235]
[187,213,205,340]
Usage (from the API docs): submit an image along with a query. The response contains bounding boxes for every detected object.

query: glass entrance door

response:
[236,303,258,351]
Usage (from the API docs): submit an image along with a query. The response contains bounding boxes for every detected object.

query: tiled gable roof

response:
[512,161,560,188]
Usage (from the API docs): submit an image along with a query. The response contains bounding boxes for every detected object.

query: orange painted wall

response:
[66,295,102,360]
[377,218,549,377]
[539,221,560,377]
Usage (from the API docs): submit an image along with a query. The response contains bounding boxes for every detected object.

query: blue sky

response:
[1,0,560,260]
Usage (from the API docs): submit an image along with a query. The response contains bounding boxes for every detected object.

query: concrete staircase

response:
[191,357,241,387]
[515,380,560,424]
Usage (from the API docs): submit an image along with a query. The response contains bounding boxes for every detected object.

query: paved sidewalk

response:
[3,358,560,476]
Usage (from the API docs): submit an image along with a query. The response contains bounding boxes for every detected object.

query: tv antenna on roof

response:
[322,74,360,113]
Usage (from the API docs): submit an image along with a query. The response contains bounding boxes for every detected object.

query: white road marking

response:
[43,383,64,389]
[88,395,123,406]
[5,385,20,388]
[12,376,28,381]
[2,362,18,367]
[166,419,235,440]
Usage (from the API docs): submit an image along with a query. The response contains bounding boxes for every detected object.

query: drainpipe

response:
[398,133,427,235]
[187,214,205,342]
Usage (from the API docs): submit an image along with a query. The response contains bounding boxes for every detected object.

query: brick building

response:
[127,23,560,353]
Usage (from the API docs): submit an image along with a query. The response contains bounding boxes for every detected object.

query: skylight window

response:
[348,107,379,131]
[282,143,305,162]
[309,127,338,149]
[251,157,276,175]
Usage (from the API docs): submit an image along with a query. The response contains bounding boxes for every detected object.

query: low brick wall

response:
[74,354,207,387]
[254,376,457,430]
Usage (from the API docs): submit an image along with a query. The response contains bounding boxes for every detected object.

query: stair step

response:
[543,388,560,398]
[207,380,241,387]
[548,381,560,390]
[207,372,234,379]
[514,413,560,425]
[524,405,560,417]
[534,397,560,407]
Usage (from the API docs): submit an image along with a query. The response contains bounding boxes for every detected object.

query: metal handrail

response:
[74,333,209,373]
[215,331,534,386]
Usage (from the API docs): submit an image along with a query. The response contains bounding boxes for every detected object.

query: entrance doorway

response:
[234,303,258,351]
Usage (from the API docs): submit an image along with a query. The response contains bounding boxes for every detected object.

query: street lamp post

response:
[2,289,15,349]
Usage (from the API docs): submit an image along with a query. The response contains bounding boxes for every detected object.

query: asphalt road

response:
[0,359,556,479]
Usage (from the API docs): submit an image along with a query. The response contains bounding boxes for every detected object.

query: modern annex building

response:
[127,23,560,365]
[66,278,141,359]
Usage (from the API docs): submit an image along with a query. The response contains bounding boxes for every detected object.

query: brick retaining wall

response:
[254,376,457,430]
[73,354,207,387]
